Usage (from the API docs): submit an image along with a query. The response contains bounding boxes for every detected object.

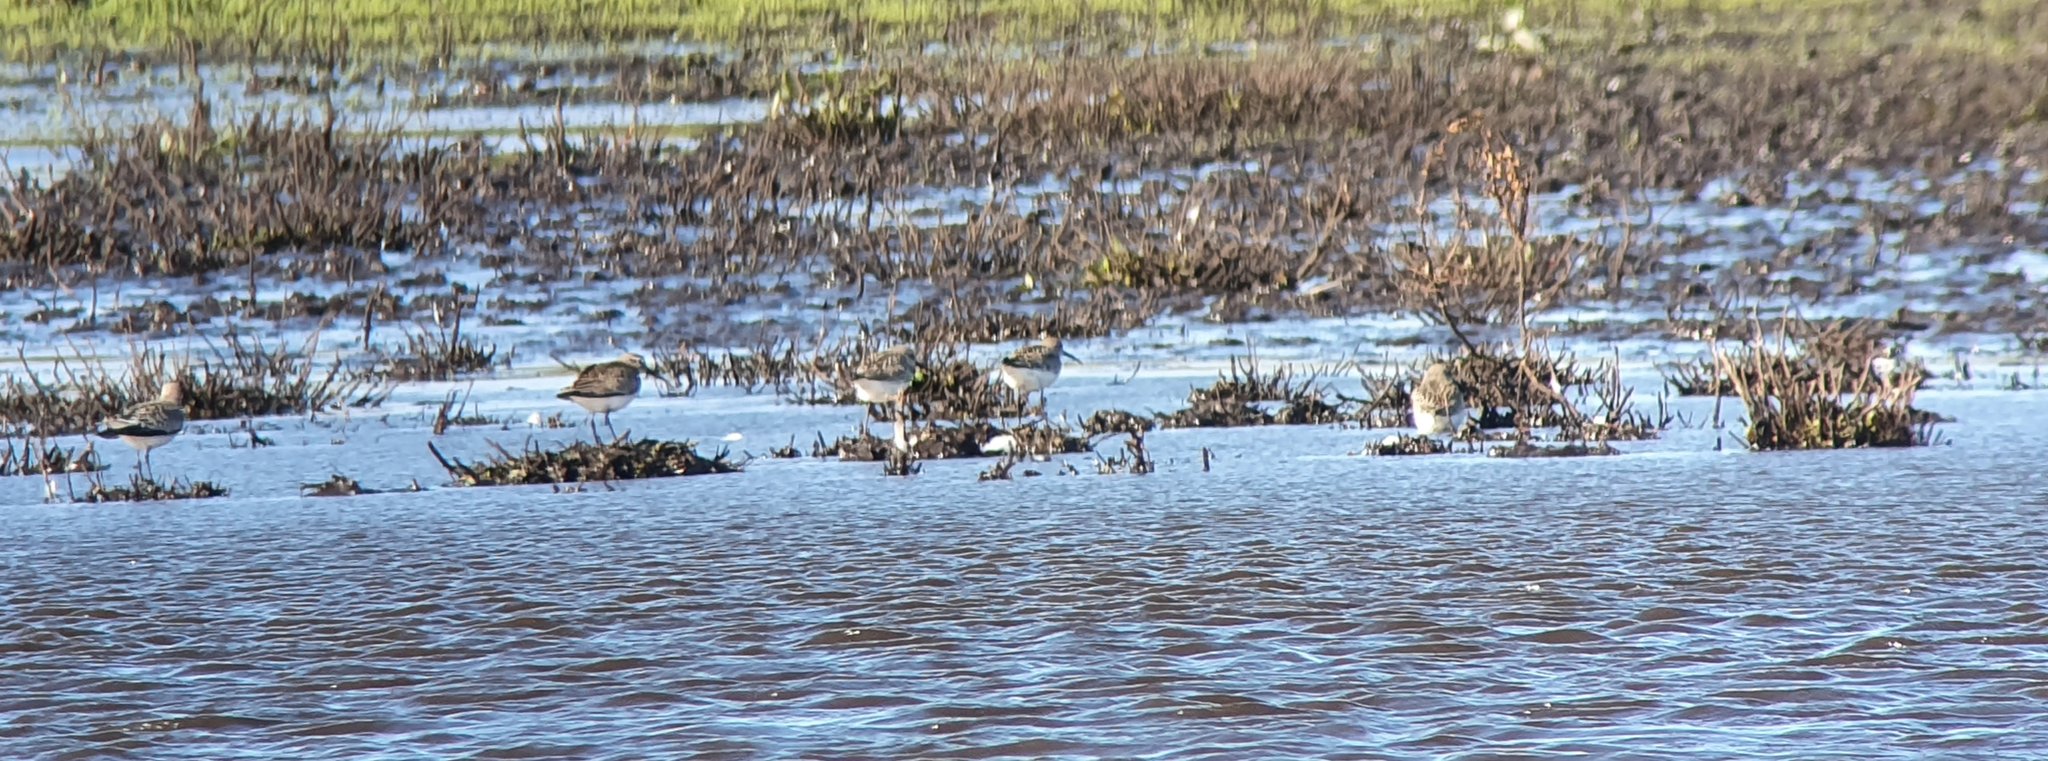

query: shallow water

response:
[4,373,2046,759]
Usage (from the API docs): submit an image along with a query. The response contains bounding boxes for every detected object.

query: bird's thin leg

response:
[892,401,908,453]
[587,416,600,442]
[604,411,618,440]
[999,391,1016,439]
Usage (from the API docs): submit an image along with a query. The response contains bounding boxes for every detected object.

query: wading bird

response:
[559,352,646,437]
[996,334,1080,415]
[95,381,187,476]
[852,346,918,451]
[1411,361,1472,444]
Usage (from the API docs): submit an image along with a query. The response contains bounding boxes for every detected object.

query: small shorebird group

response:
[565,341,1481,455]
[94,381,187,475]
[82,343,1471,478]
[548,339,1086,449]
[846,333,1080,449]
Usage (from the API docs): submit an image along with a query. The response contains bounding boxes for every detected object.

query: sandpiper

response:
[558,352,645,436]
[1411,361,1471,440]
[95,381,186,475]
[852,346,917,449]
[996,333,1079,413]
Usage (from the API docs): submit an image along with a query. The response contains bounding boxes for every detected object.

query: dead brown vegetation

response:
[430,436,743,486]
[2,8,2042,395]
[0,439,107,477]
[0,101,435,281]
[1716,330,1940,451]
[1156,356,1347,429]
[73,473,230,502]
[377,292,505,382]
[0,333,389,436]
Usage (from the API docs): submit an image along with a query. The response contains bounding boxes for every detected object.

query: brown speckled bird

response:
[851,346,918,450]
[996,333,1080,414]
[559,352,645,436]
[1411,361,1471,438]
[95,381,187,475]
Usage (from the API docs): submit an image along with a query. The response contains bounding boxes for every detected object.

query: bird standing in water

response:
[96,381,187,476]
[558,352,646,438]
[1411,361,1471,443]
[996,334,1080,416]
[851,346,918,450]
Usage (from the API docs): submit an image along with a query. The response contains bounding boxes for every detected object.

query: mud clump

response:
[301,474,369,497]
[380,335,503,382]
[299,474,417,497]
[75,474,230,503]
[1153,398,1272,429]
[1082,409,1155,437]
[430,437,743,487]
[1661,358,1739,397]
[1450,349,1595,430]
[1362,434,1453,457]
[1488,442,1620,459]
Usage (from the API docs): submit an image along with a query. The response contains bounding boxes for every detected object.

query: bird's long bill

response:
[1061,349,1082,363]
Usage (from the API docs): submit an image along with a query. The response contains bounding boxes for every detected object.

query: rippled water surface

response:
[4,380,2047,759]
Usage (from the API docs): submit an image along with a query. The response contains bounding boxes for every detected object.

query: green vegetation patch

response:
[9,0,2036,62]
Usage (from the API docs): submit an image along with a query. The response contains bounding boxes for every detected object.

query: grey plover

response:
[95,381,186,474]
[852,346,917,449]
[996,334,1079,413]
[558,352,645,435]
[1411,361,1471,439]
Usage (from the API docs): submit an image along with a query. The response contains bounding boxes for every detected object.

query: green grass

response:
[0,0,2035,61]
[0,0,1629,60]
